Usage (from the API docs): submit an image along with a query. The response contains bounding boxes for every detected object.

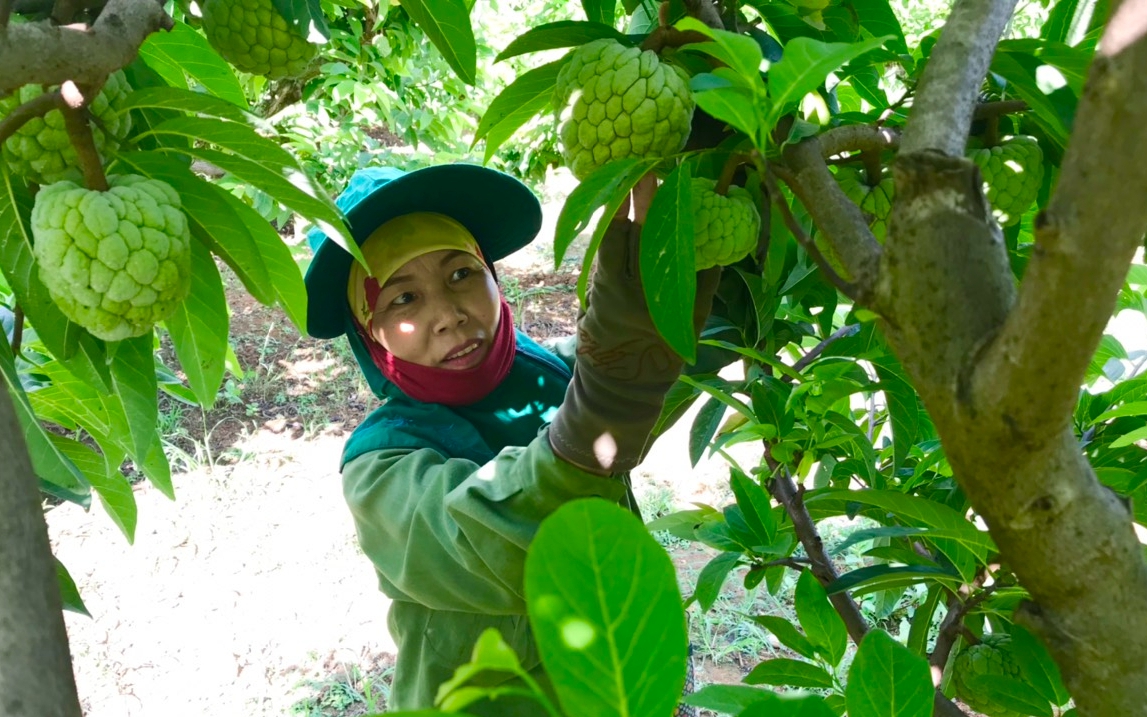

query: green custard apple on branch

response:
[692,178,761,269]
[835,166,894,241]
[967,135,1044,226]
[201,0,317,80]
[0,71,132,186]
[31,175,193,342]
[554,38,695,180]
[950,633,1026,717]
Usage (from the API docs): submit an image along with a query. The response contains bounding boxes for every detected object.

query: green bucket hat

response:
[304,164,543,339]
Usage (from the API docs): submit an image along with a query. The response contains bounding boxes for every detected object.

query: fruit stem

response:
[983,113,1001,149]
[0,90,61,148]
[60,81,108,192]
[861,149,882,187]
[715,152,748,196]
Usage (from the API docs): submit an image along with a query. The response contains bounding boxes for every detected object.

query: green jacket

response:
[339,320,638,714]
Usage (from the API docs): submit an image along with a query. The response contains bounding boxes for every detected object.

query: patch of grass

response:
[289,661,395,717]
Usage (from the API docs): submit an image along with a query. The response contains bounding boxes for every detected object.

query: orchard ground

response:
[44,169,1147,717]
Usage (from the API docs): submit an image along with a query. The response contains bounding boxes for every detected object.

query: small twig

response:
[791,324,861,374]
[0,90,62,148]
[876,86,916,128]
[861,149,883,186]
[972,100,1029,120]
[59,81,108,191]
[755,178,771,267]
[983,112,1001,148]
[0,0,12,27]
[762,164,860,300]
[715,152,748,195]
[11,305,24,356]
[762,557,812,570]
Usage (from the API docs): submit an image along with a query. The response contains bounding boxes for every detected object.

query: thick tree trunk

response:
[0,386,83,717]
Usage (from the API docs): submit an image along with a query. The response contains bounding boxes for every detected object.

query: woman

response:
[304,163,719,714]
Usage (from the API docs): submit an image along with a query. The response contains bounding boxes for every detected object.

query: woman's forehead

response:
[387,249,481,284]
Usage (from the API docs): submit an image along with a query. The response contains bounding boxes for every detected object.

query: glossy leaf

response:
[692,551,741,611]
[52,434,135,544]
[137,20,247,106]
[846,630,933,717]
[165,238,229,407]
[730,468,777,545]
[965,674,1053,716]
[56,558,90,617]
[677,17,766,83]
[475,58,568,162]
[525,499,688,717]
[690,397,725,466]
[117,86,264,125]
[109,334,159,462]
[744,658,835,689]
[271,0,330,41]
[766,36,893,129]
[683,684,776,713]
[752,615,817,660]
[640,161,697,361]
[1010,624,1071,706]
[495,21,627,62]
[581,0,616,26]
[795,570,848,667]
[399,0,477,85]
[826,564,963,597]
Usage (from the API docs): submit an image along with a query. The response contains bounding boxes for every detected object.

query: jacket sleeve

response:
[341,429,633,615]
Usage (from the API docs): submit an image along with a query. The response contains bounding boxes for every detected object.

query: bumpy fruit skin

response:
[967,135,1044,226]
[31,175,192,342]
[0,71,132,185]
[554,39,694,180]
[836,167,894,241]
[692,178,760,270]
[951,634,1025,717]
[201,0,317,80]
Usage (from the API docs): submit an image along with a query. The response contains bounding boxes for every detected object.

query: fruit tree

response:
[2,0,1146,716]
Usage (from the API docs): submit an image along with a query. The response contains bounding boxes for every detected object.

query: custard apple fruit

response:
[951,634,1025,717]
[967,135,1044,226]
[693,178,760,270]
[555,39,694,180]
[31,175,192,341]
[201,0,317,80]
[836,167,894,241]
[0,71,131,186]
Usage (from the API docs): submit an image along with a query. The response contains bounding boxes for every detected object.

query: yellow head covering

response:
[347,212,484,329]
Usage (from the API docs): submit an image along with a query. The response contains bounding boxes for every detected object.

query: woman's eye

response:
[391,292,415,306]
[451,267,474,281]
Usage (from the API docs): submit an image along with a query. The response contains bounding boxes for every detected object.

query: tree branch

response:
[899,0,1018,155]
[0,0,172,94]
[0,0,12,27]
[0,90,62,148]
[972,100,1029,119]
[775,140,882,303]
[51,0,80,23]
[817,124,900,159]
[0,385,84,717]
[792,324,860,373]
[762,165,860,301]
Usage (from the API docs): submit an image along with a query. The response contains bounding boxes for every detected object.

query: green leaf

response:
[795,570,848,666]
[0,329,88,503]
[678,374,755,418]
[826,564,963,597]
[846,630,934,717]
[833,526,929,555]
[475,58,568,163]
[0,170,111,391]
[964,675,1053,716]
[209,186,308,333]
[525,499,688,717]
[136,117,359,266]
[677,17,766,82]
[640,161,697,361]
[872,358,919,474]
[692,551,741,611]
[690,78,763,145]
[766,36,892,129]
[109,334,159,462]
[690,397,725,466]
[56,558,90,617]
[751,615,817,660]
[114,151,276,307]
[731,467,777,545]
[989,50,1072,149]
[51,435,135,543]
[271,0,330,41]
[852,0,907,54]
[399,0,477,85]
[1010,624,1070,706]
[165,238,228,407]
[117,86,264,125]
[436,629,532,710]
[495,21,627,62]
[581,0,617,26]
[744,658,835,689]
[683,684,776,713]
[739,693,837,717]
[137,20,247,107]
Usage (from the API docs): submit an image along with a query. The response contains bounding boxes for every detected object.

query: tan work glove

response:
[548,176,722,475]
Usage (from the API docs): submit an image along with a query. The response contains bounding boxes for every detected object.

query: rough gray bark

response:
[0,0,171,93]
[0,387,83,716]
[862,0,1147,714]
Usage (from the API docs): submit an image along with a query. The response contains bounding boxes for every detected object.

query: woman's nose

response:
[432,297,468,333]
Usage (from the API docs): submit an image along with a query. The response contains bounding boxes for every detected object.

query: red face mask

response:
[354,298,518,406]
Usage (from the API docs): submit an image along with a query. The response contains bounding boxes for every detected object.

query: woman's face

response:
[367,249,501,370]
